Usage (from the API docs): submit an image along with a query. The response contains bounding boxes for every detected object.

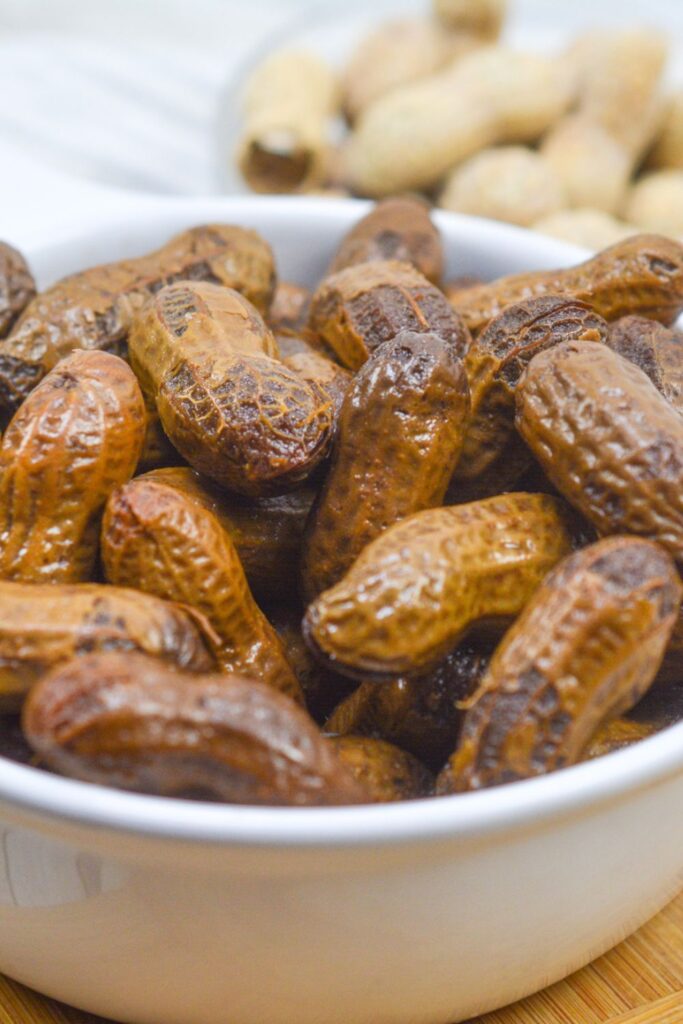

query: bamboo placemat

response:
[1,892,681,1024]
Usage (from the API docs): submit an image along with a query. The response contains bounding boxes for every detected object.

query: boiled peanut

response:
[128,281,333,497]
[269,282,311,332]
[0,350,145,583]
[0,225,275,417]
[137,402,183,474]
[102,478,303,704]
[304,492,576,680]
[437,537,680,792]
[301,331,470,600]
[282,348,352,425]
[0,580,213,709]
[606,315,683,414]
[328,197,444,284]
[24,652,364,806]
[449,296,608,501]
[452,235,683,336]
[516,341,683,567]
[584,717,659,760]
[308,259,470,370]
[331,736,434,802]
[0,242,35,338]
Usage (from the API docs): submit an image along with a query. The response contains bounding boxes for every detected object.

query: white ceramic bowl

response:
[1,197,683,1024]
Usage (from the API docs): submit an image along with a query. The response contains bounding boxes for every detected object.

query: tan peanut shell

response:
[433,0,506,38]
[533,208,639,251]
[606,315,683,414]
[648,92,683,171]
[101,478,303,704]
[128,281,333,497]
[141,467,316,602]
[516,341,683,568]
[328,197,444,284]
[625,170,683,237]
[0,350,146,583]
[540,115,632,215]
[0,581,213,709]
[437,537,680,792]
[24,653,365,806]
[452,235,683,336]
[331,736,434,802]
[304,492,576,680]
[308,259,470,369]
[0,224,275,417]
[0,241,35,338]
[449,296,608,501]
[301,331,470,600]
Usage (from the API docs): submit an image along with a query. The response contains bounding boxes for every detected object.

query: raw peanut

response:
[448,297,608,501]
[437,537,680,792]
[325,641,490,770]
[584,717,659,760]
[533,208,639,251]
[433,0,506,38]
[0,580,213,710]
[237,50,338,194]
[438,146,566,228]
[452,235,683,336]
[301,331,470,600]
[304,492,576,680]
[331,736,434,802]
[128,281,333,497]
[24,652,365,806]
[343,47,574,197]
[282,349,352,424]
[101,479,303,704]
[0,224,275,417]
[0,242,35,338]
[648,92,683,171]
[540,115,632,215]
[516,341,683,567]
[328,196,444,284]
[625,171,683,237]
[142,467,316,602]
[269,282,311,332]
[0,351,145,583]
[308,259,470,370]
[341,17,478,123]
[606,316,683,414]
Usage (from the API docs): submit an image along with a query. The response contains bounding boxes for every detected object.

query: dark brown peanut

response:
[0,581,213,709]
[452,235,683,336]
[328,197,444,285]
[137,402,183,473]
[437,537,680,792]
[129,281,333,497]
[24,652,365,805]
[606,315,683,413]
[301,331,470,600]
[448,296,608,501]
[331,736,434,801]
[0,351,146,583]
[304,493,576,680]
[516,341,683,567]
[282,348,352,424]
[0,242,35,337]
[102,479,303,704]
[308,259,471,369]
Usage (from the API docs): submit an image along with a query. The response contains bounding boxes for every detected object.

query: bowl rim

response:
[3,194,682,851]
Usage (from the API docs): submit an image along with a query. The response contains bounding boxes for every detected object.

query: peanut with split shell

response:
[308,259,470,370]
[24,652,364,806]
[304,492,576,680]
[606,315,683,414]
[516,340,683,568]
[452,234,683,336]
[0,580,213,710]
[437,537,680,792]
[0,350,146,583]
[331,736,434,802]
[0,242,35,338]
[301,331,470,600]
[128,281,333,497]
[102,478,303,704]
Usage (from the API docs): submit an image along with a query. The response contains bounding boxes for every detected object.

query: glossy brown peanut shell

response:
[0,224,275,416]
[0,580,213,710]
[301,331,470,600]
[516,340,683,567]
[328,197,444,285]
[129,281,333,497]
[0,242,35,337]
[141,467,316,602]
[448,296,608,501]
[606,315,683,414]
[437,537,680,792]
[282,349,352,424]
[331,736,434,801]
[23,653,365,806]
[102,478,303,703]
[304,492,576,680]
[308,259,470,369]
[451,235,683,336]
[0,350,146,583]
